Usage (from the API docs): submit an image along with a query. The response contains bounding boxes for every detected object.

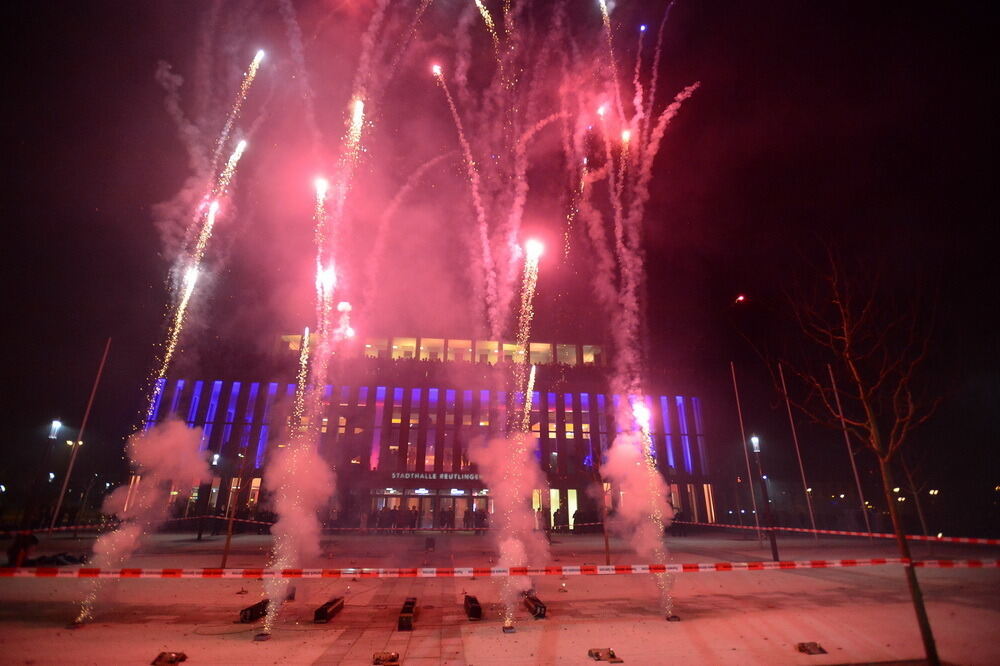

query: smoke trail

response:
[433,66,500,338]
[361,151,456,323]
[278,0,323,154]
[495,112,566,326]
[598,0,626,123]
[154,61,208,176]
[76,419,210,623]
[630,27,646,131]
[644,1,676,143]
[352,0,391,99]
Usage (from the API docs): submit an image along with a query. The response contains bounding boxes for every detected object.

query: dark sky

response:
[2,1,996,529]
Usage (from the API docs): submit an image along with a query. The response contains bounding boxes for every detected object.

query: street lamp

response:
[49,420,62,439]
[749,435,780,561]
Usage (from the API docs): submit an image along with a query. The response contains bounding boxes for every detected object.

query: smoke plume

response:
[77,419,210,622]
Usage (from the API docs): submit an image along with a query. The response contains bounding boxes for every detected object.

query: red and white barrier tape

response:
[672,520,1000,546]
[4,558,996,579]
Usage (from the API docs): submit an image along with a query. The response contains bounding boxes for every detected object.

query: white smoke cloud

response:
[470,434,549,619]
[78,419,211,622]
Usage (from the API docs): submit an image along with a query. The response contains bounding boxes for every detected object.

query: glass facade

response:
[149,377,709,482]
[149,375,716,524]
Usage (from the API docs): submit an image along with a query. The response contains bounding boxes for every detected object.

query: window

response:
[447,339,472,362]
[556,344,578,365]
[475,340,499,364]
[365,338,388,359]
[582,345,603,365]
[530,343,554,365]
[391,337,417,360]
[420,338,444,361]
[501,341,519,363]
[280,334,303,352]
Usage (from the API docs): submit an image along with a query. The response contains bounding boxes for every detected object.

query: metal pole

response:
[753,449,780,561]
[50,337,111,531]
[220,451,248,568]
[729,362,762,539]
[826,363,873,537]
[778,363,818,538]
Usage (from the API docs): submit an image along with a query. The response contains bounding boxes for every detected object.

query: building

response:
[150,334,717,529]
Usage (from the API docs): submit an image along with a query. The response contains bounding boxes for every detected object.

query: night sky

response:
[2,2,996,533]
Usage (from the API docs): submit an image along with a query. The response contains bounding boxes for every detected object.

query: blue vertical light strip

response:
[357,386,369,407]
[221,382,241,447]
[461,389,473,470]
[660,396,676,468]
[199,380,223,450]
[611,394,622,433]
[426,388,439,470]
[369,386,386,470]
[186,380,204,427]
[497,391,508,436]
[443,389,456,472]
[169,379,186,418]
[580,393,593,467]
[239,383,260,449]
[144,378,167,431]
[596,394,608,454]
[408,388,422,471]
[676,396,693,473]
[692,396,709,476]
[479,390,490,429]
[255,383,279,468]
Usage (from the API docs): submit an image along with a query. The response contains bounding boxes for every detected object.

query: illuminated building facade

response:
[152,335,716,529]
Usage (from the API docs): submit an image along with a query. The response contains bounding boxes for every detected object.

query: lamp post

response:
[750,435,780,561]
[21,420,62,528]
[50,337,111,531]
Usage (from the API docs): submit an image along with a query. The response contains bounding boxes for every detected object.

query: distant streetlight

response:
[748,435,780,561]
[49,420,62,439]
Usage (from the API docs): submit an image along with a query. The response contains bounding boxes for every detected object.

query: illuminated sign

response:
[390,472,480,481]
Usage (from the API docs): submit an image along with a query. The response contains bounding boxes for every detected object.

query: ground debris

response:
[588,647,624,663]
[796,642,827,655]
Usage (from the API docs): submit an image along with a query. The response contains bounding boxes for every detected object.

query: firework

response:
[212,139,248,197]
[210,51,264,175]
[291,326,311,432]
[509,240,542,430]
[520,364,537,433]
[345,97,365,167]
[474,0,502,60]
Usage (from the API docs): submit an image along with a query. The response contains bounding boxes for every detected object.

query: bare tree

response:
[785,250,940,665]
